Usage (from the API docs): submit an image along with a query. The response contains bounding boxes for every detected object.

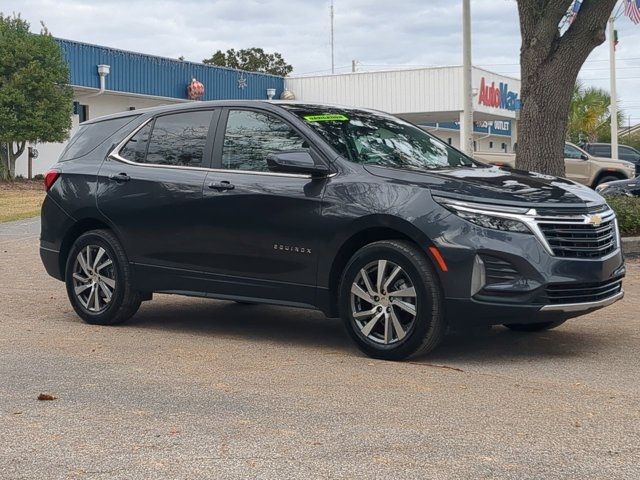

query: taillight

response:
[44,170,60,191]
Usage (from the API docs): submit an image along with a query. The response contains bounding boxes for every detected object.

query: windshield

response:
[282,105,478,171]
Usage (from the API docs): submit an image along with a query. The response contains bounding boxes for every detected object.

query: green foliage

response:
[0,13,73,178]
[607,196,640,236]
[203,48,293,76]
[567,82,623,144]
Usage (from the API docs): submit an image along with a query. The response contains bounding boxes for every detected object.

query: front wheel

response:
[339,240,446,360]
[65,229,141,325]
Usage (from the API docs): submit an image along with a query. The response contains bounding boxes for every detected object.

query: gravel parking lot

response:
[1,218,639,479]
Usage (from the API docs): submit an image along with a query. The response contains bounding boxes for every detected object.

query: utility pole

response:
[461,0,474,155]
[609,16,618,160]
[330,1,335,74]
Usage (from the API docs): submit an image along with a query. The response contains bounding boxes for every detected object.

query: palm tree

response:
[567,82,623,144]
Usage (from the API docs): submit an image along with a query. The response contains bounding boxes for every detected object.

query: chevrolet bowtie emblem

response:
[586,214,603,226]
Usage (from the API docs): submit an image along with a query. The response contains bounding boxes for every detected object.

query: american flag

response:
[624,0,640,24]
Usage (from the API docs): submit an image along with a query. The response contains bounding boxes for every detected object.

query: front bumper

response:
[428,213,626,327]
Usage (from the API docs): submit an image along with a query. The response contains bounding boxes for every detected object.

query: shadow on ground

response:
[107,296,616,364]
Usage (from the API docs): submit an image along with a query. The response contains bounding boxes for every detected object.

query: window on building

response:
[501,143,507,152]
[145,111,214,166]
[222,110,307,171]
[489,141,493,149]
[447,137,452,145]
[73,101,89,123]
[473,141,477,151]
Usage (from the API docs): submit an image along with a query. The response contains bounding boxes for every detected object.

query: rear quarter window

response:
[59,116,139,162]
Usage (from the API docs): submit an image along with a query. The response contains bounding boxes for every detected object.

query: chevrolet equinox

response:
[40,101,625,360]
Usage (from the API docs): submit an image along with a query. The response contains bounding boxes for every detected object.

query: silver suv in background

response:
[475,142,636,188]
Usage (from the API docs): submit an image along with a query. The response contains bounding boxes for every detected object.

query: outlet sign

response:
[478,77,520,112]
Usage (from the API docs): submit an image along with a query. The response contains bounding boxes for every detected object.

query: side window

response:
[222,110,307,171]
[120,122,152,163]
[146,111,214,166]
[619,147,640,162]
[564,144,584,159]
[593,145,611,157]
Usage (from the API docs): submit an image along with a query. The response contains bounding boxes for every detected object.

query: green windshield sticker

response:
[303,114,349,122]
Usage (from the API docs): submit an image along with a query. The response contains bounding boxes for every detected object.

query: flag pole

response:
[609,15,618,160]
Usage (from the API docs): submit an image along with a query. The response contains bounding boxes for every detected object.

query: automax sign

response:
[478,77,520,112]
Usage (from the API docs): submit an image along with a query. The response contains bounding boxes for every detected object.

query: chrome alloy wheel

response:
[72,245,116,313]
[350,260,417,345]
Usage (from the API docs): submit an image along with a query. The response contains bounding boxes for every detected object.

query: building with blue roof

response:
[16,38,285,176]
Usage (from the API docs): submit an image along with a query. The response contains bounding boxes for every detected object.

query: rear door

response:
[198,107,329,305]
[563,143,591,185]
[97,109,219,287]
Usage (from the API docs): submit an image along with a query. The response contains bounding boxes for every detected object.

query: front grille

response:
[536,210,617,259]
[481,255,519,284]
[546,276,623,304]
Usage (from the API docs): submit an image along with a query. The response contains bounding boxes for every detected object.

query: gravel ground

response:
[1,219,639,479]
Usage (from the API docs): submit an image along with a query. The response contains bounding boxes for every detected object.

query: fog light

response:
[470,255,486,296]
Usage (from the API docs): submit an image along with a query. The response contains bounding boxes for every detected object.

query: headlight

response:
[434,196,533,234]
[454,210,531,232]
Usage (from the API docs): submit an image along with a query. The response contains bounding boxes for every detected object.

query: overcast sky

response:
[3,0,640,125]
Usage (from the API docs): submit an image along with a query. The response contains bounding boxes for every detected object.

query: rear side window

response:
[119,111,214,166]
[59,116,138,162]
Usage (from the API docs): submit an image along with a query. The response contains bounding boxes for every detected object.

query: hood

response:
[364,165,605,208]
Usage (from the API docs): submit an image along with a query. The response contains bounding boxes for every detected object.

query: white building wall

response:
[14,89,185,177]
[285,66,463,116]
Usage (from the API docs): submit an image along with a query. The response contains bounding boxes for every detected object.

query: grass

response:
[0,179,45,223]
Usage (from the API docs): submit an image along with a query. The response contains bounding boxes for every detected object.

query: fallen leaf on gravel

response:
[37,393,57,401]
[13,411,22,415]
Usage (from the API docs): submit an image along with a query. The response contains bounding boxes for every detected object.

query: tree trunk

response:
[516,0,617,176]
[0,143,9,180]
[0,141,26,179]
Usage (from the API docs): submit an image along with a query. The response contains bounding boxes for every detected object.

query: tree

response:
[0,14,73,179]
[203,48,293,76]
[516,0,618,176]
[567,82,623,144]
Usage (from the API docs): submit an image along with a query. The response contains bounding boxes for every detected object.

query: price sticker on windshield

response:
[303,114,349,122]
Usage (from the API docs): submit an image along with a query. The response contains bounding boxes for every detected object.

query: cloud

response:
[3,0,640,122]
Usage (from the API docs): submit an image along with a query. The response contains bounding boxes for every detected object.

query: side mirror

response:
[266,150,330,177]
[581,153,589,160]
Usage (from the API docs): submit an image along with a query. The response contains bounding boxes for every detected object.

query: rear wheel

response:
[339,240,445,360]
[65,229,141,325]
[504,320,566,332]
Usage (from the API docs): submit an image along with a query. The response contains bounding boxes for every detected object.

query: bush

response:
[607,196,640,237]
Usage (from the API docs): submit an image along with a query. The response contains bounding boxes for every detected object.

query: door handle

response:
[109,172,131,183]
[208,180,235,191]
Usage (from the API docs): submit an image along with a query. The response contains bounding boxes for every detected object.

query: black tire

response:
[339,240,445,360]
[65,229,141,325]
[504,319,567,332]
[595,175,621,187]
